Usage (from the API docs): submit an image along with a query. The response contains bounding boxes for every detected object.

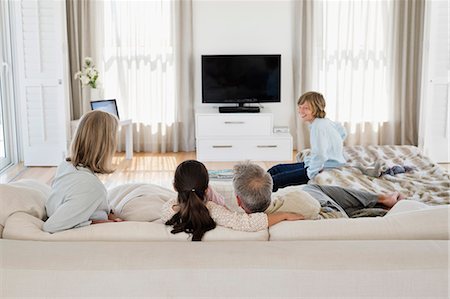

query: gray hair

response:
[233,161,273,213]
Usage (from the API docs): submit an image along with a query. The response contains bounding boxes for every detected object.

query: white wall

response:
[192,0,297,145]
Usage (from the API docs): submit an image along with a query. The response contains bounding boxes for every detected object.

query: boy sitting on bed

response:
[233,161,404,219]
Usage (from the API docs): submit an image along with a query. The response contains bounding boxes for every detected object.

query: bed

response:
[298,145,450,206]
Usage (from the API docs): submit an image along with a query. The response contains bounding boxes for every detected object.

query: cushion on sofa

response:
[384,199,430,215]
[108,183,175,221]
[0,180,50,227]
[3,212,269,241]
[269,201,449,240]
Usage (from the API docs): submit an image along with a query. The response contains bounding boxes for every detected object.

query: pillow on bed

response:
[0,180,50,227]
[108,183,176,222]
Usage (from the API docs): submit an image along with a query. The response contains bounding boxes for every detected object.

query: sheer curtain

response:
[75,0,195,153]
[293,0,424,148]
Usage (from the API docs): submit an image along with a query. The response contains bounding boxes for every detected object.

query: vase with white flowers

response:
[74,57,99,89]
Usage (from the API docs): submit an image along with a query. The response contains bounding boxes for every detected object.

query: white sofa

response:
[1,180,449,298]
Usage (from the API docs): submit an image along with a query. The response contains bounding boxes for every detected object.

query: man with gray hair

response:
[232,161,404,218]
[233,161,273,213]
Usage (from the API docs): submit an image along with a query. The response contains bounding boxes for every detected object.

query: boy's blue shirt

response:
[304,118,347,179]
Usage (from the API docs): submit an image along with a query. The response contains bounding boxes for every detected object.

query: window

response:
[0,0,17,172]
[101,1,176,125]
[313,0,393,124]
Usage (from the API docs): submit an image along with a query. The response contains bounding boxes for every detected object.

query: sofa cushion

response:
[3,212,269,241]
[269,200,449,240]
[0,180,50,227]
[268,187,321,220]
[108,183,175,221]
[384,199,431,215]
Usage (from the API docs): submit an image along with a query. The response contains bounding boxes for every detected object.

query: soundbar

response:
[219,106,260,113]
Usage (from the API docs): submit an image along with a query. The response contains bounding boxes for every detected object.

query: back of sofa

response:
[2,239,449,298]
[3,212,269,241]
[269,203,449,240]
[0,179,50,238]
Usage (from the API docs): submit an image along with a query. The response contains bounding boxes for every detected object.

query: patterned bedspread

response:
[300,145,450,206]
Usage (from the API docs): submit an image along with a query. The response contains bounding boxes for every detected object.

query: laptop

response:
[90,99,120,119]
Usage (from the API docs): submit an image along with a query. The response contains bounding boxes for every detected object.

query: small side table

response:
[70,119,133,160]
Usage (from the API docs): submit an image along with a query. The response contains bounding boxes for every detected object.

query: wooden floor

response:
[0,152,295,189]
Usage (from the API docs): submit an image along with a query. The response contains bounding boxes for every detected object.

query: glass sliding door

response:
[0,0,16,172]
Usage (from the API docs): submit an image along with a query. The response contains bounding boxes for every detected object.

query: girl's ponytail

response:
[166,160,216,241]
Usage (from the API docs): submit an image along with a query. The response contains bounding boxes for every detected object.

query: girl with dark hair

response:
[162,160,302,241]
[165,160,216,241]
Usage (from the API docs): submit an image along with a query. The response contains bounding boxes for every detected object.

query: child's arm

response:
[206,186,226,206]
[160,198,179,222]
[335,121,347,140]
[207,202,304,232]
[307,126,328,179]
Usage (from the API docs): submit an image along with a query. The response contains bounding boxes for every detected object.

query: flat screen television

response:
[201,54,281,113]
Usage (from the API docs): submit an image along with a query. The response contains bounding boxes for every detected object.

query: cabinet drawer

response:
[196,136,292,162]
[196,114,272,137]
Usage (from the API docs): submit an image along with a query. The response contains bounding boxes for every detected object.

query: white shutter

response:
[14,0,68,166]
[421,0,449,163]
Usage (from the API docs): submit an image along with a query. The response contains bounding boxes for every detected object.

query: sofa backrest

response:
[3,213,269,241]
[269,202,449,240]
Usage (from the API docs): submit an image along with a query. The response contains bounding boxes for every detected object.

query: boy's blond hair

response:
[67,110,118,174]
[297,91,326,118]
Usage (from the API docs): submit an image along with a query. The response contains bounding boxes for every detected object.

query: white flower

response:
[73,71,82,80]
[74,57,99,89]
[84,57,93,66]
[87,68,97,77]
[80,75,89,85]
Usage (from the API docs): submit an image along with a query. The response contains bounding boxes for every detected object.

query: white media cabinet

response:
[195,113,292,162]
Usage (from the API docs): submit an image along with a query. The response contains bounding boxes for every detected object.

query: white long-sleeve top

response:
[43,161,109,233]
[161,188,268,232]
[304,118,347,179]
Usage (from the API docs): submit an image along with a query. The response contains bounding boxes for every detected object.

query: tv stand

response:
[219,106,260,113]
[195,112,293,161]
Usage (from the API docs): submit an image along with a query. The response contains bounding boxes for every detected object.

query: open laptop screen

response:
[90,99,119,119]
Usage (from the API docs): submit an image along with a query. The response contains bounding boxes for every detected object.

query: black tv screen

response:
[201,55,281,104]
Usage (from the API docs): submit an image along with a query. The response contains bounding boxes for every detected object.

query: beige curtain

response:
[391,0,425,145]
[66,0,96,120]
[292,0,314,151]
[293,0,425,149]
[173,0,196,152]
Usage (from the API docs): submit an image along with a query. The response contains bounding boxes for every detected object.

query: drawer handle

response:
[257,145,278,148]
[224,121,245,124]
[212,145,233,148]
